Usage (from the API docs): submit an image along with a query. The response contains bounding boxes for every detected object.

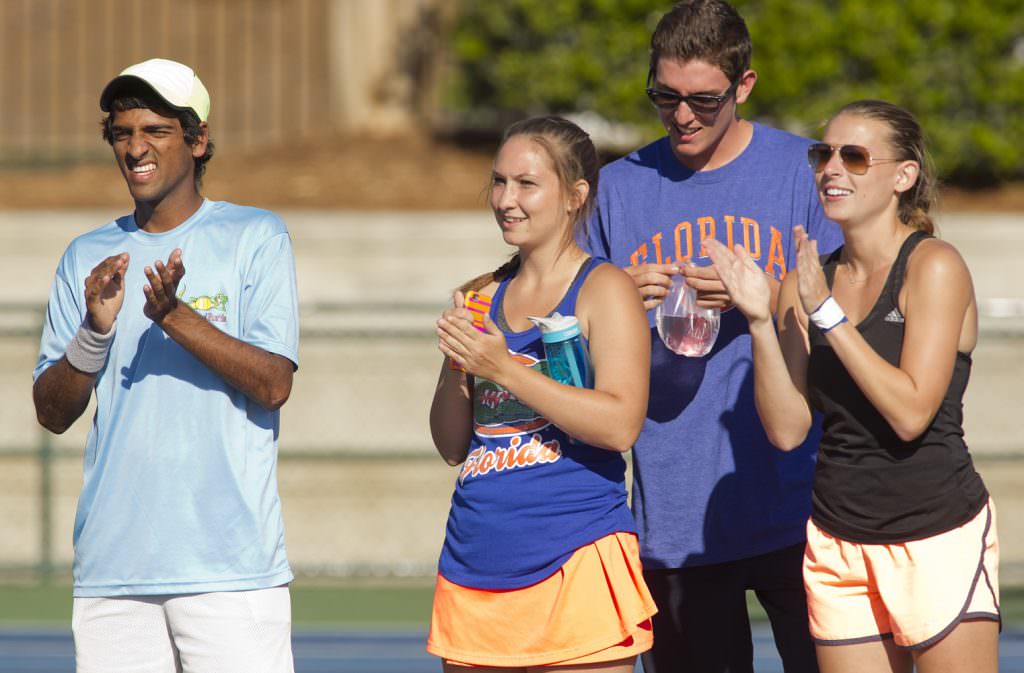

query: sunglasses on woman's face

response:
[807,143,901,175]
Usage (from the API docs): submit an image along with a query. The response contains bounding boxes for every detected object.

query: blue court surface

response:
[3,626,1024,672]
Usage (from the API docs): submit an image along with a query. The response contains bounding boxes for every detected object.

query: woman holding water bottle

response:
[706,100,999,673]
[427,116,656,671]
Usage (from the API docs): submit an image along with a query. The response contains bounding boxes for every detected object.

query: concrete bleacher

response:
[1,209,1021,581]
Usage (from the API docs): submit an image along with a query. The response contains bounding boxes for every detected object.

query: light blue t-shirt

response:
[588,124,844,568]
[34,199,299,597]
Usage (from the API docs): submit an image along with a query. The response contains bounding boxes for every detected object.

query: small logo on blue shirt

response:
[182,289,229,324]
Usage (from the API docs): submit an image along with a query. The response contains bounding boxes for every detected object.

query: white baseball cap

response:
[100,58,211,122]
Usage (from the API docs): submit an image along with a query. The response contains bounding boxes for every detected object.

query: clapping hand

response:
[704,240,772,324]
[143,248,186,324]
[437,290,510,381]
[792,226,830,316]
[84,253,130,334]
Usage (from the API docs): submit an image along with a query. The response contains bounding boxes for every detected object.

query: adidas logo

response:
[884,308,904,323]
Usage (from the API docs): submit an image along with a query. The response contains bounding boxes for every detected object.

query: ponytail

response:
[458,254,521,295]
[904,206,935,235]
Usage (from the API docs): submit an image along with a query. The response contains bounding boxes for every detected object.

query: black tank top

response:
[806,230,987,543]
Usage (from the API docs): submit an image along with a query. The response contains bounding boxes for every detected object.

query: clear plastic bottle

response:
[528,313,593,388]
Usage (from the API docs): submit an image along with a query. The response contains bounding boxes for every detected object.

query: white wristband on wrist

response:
[65,319,116,374]
[809,296,848,333]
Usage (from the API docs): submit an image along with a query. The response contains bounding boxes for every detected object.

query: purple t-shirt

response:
[588,123,843,568]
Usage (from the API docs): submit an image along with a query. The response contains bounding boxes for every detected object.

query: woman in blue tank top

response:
[426,116,657,671]
[705,101,998,672]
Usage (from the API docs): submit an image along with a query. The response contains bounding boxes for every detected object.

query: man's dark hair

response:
[649,0,752,84]
[100,86,215,190]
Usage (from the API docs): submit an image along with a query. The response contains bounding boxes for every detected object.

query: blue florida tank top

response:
[438,258,638,590]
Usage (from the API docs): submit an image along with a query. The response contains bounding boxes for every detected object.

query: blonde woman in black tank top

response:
[705,101,997,673]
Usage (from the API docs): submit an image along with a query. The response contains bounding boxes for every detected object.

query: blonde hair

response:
[834,100,938,234]
[461,116,600,293]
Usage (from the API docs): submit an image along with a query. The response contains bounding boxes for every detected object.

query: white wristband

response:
[65,319,116,374]
[809,296,848,333]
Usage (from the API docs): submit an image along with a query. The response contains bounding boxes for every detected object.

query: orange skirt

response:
[427,532,657,668]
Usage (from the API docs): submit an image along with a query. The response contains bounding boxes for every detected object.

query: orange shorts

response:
[804,498,1000,649]
[426,532,657,668]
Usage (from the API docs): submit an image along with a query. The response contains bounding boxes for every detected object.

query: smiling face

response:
[652,57,755,171]
[489,135,580,252]
[109,106,208,210]
[816,113,919,228]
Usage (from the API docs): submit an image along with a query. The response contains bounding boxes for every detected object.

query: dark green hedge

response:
[447,0,1024,185]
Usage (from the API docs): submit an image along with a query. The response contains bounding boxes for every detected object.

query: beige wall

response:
[328,0,450,132]
[0,0,448,163]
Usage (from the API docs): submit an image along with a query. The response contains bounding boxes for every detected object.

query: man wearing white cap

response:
[32,58,298,672]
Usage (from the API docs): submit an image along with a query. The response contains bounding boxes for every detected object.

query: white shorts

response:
[72,585,294,673]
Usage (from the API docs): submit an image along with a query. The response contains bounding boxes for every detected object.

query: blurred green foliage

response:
[447,0,1024,185]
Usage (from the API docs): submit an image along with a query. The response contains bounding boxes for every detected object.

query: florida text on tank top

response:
[438,257,636,590]
[806,230,987,544]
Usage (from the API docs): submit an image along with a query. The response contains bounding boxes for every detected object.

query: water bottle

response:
[528,313,593,388]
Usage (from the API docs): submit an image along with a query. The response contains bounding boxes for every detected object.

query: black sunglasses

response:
[645,79,740,115]
[807,143,901,175]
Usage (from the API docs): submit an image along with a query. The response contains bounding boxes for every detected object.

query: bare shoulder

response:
[906,237,971,283]
[578,262,647,333]
[580,261,639,299]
